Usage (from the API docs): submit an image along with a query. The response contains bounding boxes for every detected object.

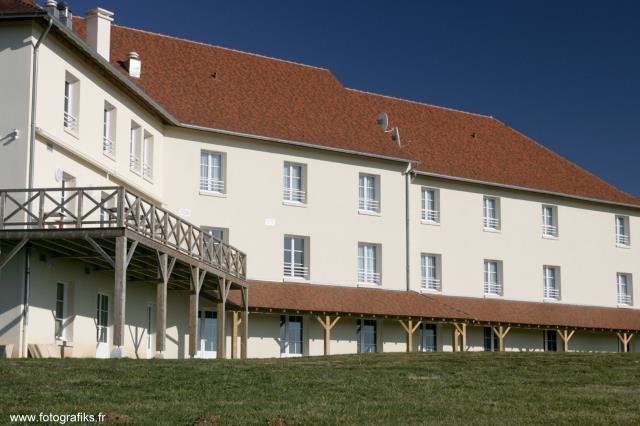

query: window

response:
[129,123,142,172]
[96,293,109,344]
[357,319,377,353]
[358,174,380,213]
[421,188,439,223]
[420,254,441,291]
[54,283,65,340]
[544,330,557,352]
[280,315,303,357]
[484,260,502,296]
[142,132,154,180]
[617,273,633,306]
[542,205,558,237]
[483,196,500,230]
[102,103,116,156]
[419,324,437,352]
[358,243,380,285]
[63,73,79,132]
[283,236,309,279]
[483,327,498,352]
[543,266,560,300]
[203,227,229,244]
[283,162,306,203]
[200,151,225,194]
[616,215,630,246]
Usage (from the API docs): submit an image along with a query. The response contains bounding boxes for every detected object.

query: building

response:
[0,0,638,359]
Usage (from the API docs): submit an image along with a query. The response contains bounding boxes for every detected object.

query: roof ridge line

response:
[345,87,493,119]
[491,118,640,203]
[108,21,331,73]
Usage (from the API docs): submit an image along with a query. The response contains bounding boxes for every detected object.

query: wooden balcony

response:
[0,186,248,359]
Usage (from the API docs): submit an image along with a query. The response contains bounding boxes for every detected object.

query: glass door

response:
[197,310,217,358]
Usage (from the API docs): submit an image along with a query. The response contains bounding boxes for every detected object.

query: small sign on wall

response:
[264,218,276,227]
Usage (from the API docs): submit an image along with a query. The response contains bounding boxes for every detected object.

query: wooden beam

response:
[217,278,227,359]
[240,287,248,359]
[0,236,28,271]
[84,235,114,269]
[399,319,422,352]
[452,323,466,352]
[491,325,511,352]
[155,253,168,356]
[125,240,138,269]
[616,332,633,353]
[188,266,202,358]
[557,329,575,352]
[113,236,127,352]
[315,315,341,355]
[231,310,240,359]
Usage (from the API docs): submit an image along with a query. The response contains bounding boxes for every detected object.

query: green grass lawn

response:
[2,353,640,425]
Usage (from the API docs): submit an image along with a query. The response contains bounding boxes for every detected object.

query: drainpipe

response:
[403,162,414,292]
[22,16,53,358]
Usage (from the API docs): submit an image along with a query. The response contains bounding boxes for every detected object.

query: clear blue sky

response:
[74,0,640,197]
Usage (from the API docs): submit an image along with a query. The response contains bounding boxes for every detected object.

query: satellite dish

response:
[391,127,401,145]
[54,168,63,183]
[377,112,389,131]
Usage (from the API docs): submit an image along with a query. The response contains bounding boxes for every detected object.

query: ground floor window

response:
[419,324,437,352]
[357,319,377,353]
[280,315,303,356]
[55,282,66,340]
[544,330,557,352]
[483,327,498,352]
[96,293,108,343]
[198,310,217,358]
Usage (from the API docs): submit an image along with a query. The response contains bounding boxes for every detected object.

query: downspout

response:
[22,17,53,358]
[403,162,414,292]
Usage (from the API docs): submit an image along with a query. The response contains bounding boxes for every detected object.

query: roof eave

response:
[414,170,640,211]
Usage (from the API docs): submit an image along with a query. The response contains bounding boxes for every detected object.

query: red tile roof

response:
[240,281,640,331]
[0,0,41,15]
[1,2,637,206]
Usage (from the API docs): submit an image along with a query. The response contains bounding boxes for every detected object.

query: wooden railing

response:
[0,186,247,280]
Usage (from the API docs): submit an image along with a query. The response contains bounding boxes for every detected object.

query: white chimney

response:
[85,7,114,61]
[126,52,141,79]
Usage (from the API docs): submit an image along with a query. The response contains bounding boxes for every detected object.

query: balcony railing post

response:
[38,190,45,228]
[76,189,83,228]
[0,191,5,230]
[116,187,125,227]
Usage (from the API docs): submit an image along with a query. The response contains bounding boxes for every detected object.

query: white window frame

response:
[54,282,67,341]
[483,260,502,296]
[544,330,558,352]
[420,253,441,291]
[129,123,142,173]
[96,293,109,344]
[483,327,498,352]
[541,205,558,237]
[283,235,309,280]
[358,174,380,213]
[200,151,226,194]
[102,102,116,157]
[419,324,437,352]
[142,132,154,181]
[617,273,633,306]
[615,215,631,247]
[358,243,380,285]
[543,265,560,300]
[63,72,79,133]
[421,187,440,223]
[280,315,304,357]
[483,196,500,230]
[283,162,306,204]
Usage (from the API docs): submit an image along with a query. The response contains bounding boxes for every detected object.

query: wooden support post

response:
[315,315,341,356]
[616,332,633,353]
[452,323,466,352]
[399,319,422,352]
[240,287,248,360]
[155,253,172,356]
[231,311,240,359]
[113,236,127,354]
[216,278,229,359]
[188,266,203,358]
[491,325,511,352]
[557,329,575,352]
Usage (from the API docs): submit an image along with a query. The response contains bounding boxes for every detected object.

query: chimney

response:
[85,8,114,61]
[126,52,141,79]
[44,0,58,17]
[56,1,73,29]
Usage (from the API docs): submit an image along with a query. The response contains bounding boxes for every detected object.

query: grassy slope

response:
[1,353,640,425]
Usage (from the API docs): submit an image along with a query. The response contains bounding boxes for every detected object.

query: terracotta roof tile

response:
[241,281,640,331]
[68,19,640,207]
[0,0,41,15]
